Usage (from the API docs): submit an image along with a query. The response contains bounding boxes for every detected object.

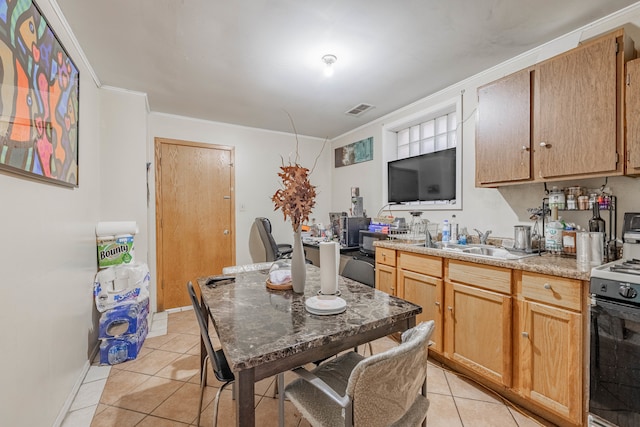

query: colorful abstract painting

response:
[334,136,373,167]
[0,0,79,187]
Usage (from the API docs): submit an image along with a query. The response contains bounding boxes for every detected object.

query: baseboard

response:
[52,356,93,427]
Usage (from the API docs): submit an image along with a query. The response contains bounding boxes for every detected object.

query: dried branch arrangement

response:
[272,164,316,232]
[271,112,325,232]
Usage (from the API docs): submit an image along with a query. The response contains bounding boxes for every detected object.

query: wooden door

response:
[445,281,512,387]
[375,264,396,296]
[626,58,640,173]
[476,68,532,185]
[535,32,618,178]
[400,269,443,353]
[155,138,235,310]
[518,300,582,423]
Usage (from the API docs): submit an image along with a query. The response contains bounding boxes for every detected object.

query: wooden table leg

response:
[236,368,256,427]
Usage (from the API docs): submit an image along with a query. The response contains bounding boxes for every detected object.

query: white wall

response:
[331,6,640,241]
[0,1,102,425]
[148,114,332,304]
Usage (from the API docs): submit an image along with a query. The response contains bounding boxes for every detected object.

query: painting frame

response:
[334,136,373,168]
[0,0,80,187]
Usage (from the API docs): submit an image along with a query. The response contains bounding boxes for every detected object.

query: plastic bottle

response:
[442,219,450,243]
[545,206,563,254]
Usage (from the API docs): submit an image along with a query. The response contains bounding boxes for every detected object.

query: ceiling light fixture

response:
[322,54,337,77]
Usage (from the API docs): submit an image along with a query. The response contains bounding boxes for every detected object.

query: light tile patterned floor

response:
[61,309,548,426]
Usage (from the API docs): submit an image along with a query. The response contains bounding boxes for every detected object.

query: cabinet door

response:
[399,269,443,353]
[626,58,640,173]
[445,281,512,387]
[535,33,618,178]
[375,263,396,296]
[518,300,582,424]
[476,68,532,185]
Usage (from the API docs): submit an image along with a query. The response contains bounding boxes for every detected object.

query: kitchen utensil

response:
[514,225,532,252]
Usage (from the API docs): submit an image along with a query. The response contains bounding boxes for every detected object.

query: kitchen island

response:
[373,239,591,427]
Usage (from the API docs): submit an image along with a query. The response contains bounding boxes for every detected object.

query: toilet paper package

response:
[99,319,148,365]
[94,263,150,312]
[99,297,149,339]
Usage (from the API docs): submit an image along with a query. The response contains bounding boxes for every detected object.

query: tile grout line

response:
[61,313,168,426]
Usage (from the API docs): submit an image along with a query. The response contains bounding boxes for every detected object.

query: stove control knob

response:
[618,284,638,299]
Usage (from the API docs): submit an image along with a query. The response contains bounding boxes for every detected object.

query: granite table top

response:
[196,265,422,372]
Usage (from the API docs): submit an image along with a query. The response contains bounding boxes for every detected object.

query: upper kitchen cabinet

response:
[476,29,634,187]
[476,68,532,186]
[626,58,640,173]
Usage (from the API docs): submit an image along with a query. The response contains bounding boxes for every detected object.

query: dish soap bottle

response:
[545,206,563,254]
[442,219,450,243]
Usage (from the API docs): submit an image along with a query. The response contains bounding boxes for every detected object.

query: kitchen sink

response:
[415,241,538,260]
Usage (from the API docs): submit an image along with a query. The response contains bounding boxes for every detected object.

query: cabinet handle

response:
[544,283,552,290]
[447,306,453,311]
[539,141,550,148]
[522,145,530,151]
[435,302,440,306]
[522,332,529,338]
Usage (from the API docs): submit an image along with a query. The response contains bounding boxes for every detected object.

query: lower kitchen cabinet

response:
[375,247,397,296]
[445,281,513,387]
[375,263,396,295]
[373,247,587,426]
[516,271,584,425]
[518,300,582,423]
[399,269,443,353]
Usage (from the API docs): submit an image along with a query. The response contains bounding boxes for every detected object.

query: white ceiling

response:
[55,0,639,139]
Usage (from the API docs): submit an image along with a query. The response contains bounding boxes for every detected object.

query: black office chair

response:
[255,217,293,262]
[341,258,376,356]
[187,281,234,427]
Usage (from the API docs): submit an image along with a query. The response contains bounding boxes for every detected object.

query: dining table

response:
[196,264,422,427]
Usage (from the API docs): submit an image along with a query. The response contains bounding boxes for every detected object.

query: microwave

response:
[340,217,371,248]
[359,231,388,256]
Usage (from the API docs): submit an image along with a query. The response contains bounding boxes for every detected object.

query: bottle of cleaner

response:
[545,206,563,254]
[442,219,451,243]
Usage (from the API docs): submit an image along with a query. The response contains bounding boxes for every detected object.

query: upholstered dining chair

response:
[255,217,293,262]
[279,320,435,427]
[187,281,235,427]
[340,258,376,356]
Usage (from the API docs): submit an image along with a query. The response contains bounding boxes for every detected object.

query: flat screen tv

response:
[387,148,456,203]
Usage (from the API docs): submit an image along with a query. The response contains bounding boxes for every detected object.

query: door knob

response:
[223,230,230,235]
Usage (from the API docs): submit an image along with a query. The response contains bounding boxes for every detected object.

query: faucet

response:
[474,229,492,245]
[424,223,436,248]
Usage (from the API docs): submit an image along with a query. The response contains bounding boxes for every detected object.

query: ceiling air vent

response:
[345,103,373,116]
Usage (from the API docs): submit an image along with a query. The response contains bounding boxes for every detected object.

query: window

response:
[382,97,462,210]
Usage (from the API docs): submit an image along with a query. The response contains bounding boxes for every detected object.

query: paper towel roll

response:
[320,242,339,295]
[590,232,604,266]
[576,232,591,271]
[96,221,139,237]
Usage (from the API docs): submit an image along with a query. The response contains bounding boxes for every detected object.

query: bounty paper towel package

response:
[96,221,139,268]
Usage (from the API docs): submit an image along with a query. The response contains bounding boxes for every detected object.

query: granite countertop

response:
[374,240,592,281]
[196,266,421,371]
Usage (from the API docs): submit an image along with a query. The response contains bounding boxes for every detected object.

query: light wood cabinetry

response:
[476,68,532,185]
[375,247,397,296]
[476,29,631,186]
[374,246,587,426]
[445,260,513,386]
[398,252,443,353]
[516,271,583,424]
[626,58,640,173]
[534,31,621,179]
